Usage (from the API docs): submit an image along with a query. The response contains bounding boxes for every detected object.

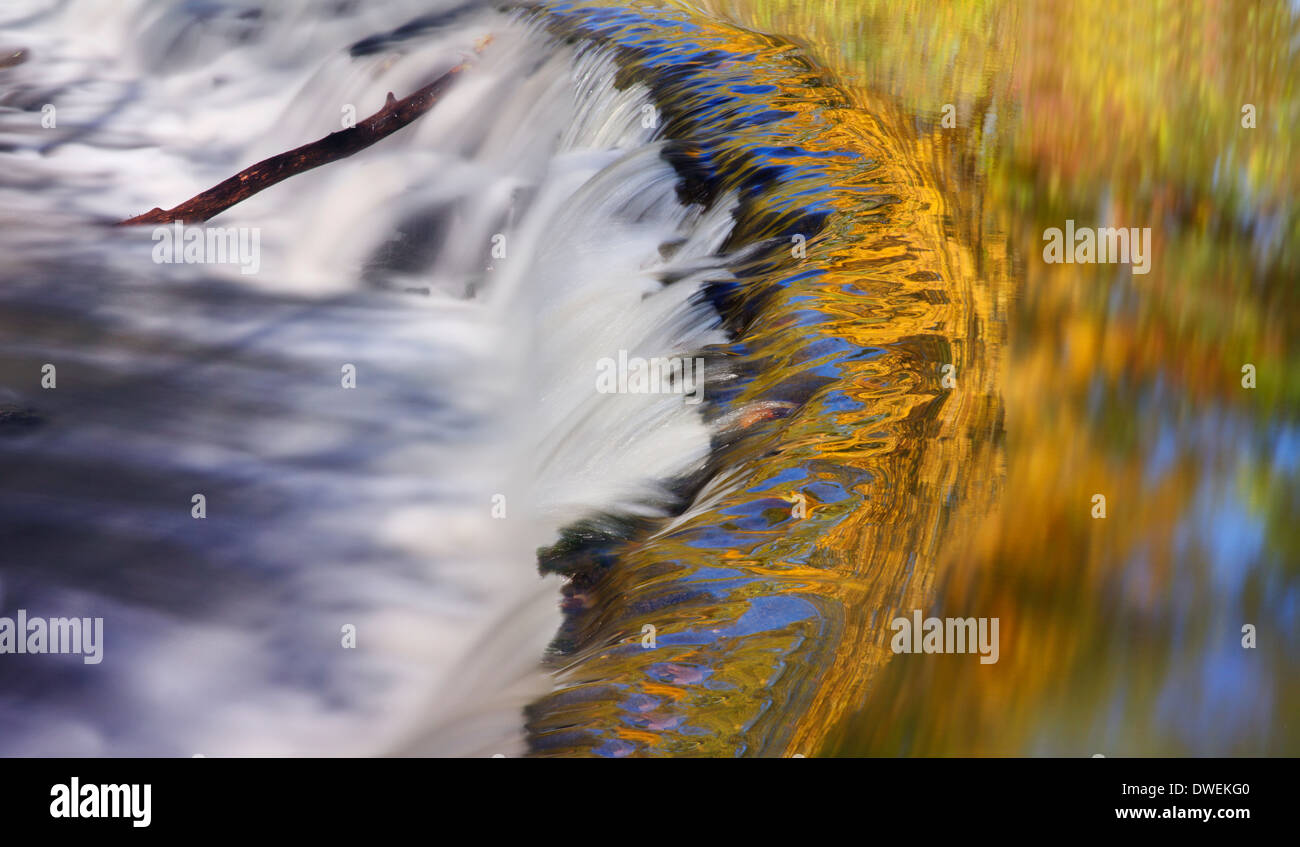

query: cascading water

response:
[8,0,1292,761]
[0,0,769,756]
[0,0,992,757]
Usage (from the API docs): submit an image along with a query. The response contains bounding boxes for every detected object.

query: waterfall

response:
[0,0,747,756]
[0,0,992,758]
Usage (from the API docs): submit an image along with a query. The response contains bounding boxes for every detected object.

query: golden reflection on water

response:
[529,0,999,756]
[694,0,1300,755]
[530,0,1299,756]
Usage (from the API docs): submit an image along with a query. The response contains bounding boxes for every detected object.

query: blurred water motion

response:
[1,0,1295,757]
[683,0,1299,755]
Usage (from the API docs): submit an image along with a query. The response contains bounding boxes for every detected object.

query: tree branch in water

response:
[118,57,476,226]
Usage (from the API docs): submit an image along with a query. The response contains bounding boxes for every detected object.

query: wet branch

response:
[118,59,473,226]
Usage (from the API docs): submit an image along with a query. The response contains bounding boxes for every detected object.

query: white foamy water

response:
[0,0,738,756]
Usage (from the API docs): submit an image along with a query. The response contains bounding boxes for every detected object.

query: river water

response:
[0,0,1295,756]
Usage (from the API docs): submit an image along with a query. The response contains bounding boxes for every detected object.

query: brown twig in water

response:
[119,57,476,226]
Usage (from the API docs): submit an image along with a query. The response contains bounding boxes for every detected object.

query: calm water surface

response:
[530,0,1300,756]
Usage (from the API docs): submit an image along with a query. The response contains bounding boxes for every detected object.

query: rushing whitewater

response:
[2,0,993,757]
[0,0,747,755]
